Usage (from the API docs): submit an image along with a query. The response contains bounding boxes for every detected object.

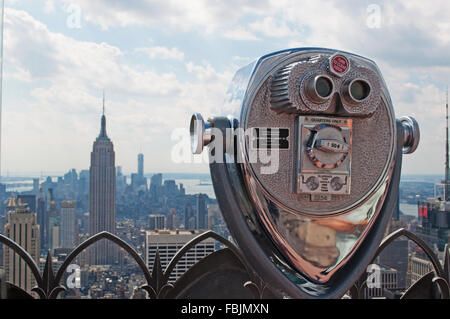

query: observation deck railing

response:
[0,228,448,299]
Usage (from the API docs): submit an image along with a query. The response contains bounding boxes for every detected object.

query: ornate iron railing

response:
[0,230,274,299]
[349,228,450,299]
[0,228,449,299]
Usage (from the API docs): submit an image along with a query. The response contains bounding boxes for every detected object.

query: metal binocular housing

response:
[189,48,420,298]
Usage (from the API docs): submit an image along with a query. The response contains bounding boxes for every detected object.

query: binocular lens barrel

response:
[316,76,334,98]
[350,79,371,101]
[306,75,334,103]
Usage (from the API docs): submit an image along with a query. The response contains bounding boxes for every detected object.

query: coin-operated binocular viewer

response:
[189,48,419,298]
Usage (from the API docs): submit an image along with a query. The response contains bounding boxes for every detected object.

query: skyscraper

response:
[150,173,163,199]
[37,187,48,253]
[32,178,39,196]
[167,209,177,230]
[184,203,195,230]
[60,200,77,248]
[48,201,59,252]
[416,89,450,251]
[131,153,147,190]
[138,153,144,179]
[148,214,165,230]
[17,194,36,213]
[145,230,215,283]
[2,194,40,293]
[89,98,117,265]
[196,194,208,230]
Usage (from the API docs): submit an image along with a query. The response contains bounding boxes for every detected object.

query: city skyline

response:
[0,1,448,175]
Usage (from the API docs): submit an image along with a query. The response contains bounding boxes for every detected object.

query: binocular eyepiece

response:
[189,48,419,298]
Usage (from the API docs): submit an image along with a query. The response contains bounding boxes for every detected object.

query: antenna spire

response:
[445,86,449,201]
[99,91,107,138]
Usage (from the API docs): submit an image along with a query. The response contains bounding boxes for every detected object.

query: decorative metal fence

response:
[0,228,448,299]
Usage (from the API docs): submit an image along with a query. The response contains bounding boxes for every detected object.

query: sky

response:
[0,0,449,176]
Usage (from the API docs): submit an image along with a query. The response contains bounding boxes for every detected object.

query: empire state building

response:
[89,99,117,265]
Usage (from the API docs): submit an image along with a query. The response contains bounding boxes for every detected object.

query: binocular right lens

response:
[342,78,371,105]
[350,79,371,101]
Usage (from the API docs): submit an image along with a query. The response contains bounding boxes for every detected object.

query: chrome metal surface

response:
[305,74,335,104]
[189,47,420,298]
[190,113,212,154]
[399,116,420,154]
[341,78,372,105]
[231,49,396,283]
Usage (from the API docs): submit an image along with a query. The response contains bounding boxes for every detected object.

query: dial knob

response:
[305,124,350,169]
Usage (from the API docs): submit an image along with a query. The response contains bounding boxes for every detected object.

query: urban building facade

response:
[60,200,77,248]
[145,230,215,282]
[407,254,433,287]
[148,214,165,230]
[364,266,398,299]
[36,187,48,253]
[196,194,208,230]
[2,195,40,293]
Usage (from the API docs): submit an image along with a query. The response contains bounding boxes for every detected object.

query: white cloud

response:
[2,0,450,175]
[248,16,296,38]
[44,0,55,13]
[223,27,259,41]
[136,46,184,61]
[60,0,273,32]
[1,8,234,174]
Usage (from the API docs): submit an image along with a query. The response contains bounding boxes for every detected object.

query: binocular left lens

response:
[306,75,334,103]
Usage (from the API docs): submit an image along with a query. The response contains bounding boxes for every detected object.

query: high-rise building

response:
[2,194,40,293]
[150,174,163,199]
[60,200,77,248]
[184,203,195,230]
[116,166,126,192]
[0,184,6,196]
[46,188,54,210]
[416,90,450,251]
[37,187,48,253]
[207,203,223,230]
[48,201,60,252]
[376,239,408,290]
[130,173,139,188]
[364,266,398,299]
[32,178,39,196]
[131,153,147,191]
[89,99,117,265]
[167,209,177,230]
[5,194,17,213]
[196,194,208,230]
[163,180,178,196]
[179,183,185,196]
[138,153,144,179]
[17,195,36,213]
[407,253,433,287]
[145,230,215,282]
[79,170,90,194]
[148,214,165,230]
